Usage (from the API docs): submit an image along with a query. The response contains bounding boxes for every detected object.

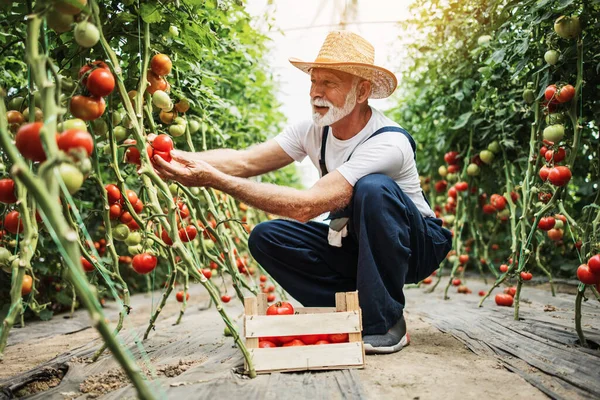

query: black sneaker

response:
[363,315,410,354]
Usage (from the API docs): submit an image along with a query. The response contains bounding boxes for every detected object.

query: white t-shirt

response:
[274,107,435,218]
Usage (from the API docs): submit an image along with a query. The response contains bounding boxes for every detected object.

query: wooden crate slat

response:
[249,342,364,373]
[245,311,360,337]
[345,292,362,343]
[294,307,336,314]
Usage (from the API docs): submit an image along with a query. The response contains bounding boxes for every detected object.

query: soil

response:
[1,283,549,399]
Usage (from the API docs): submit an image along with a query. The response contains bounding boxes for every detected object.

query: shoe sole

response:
[364,332,410,355]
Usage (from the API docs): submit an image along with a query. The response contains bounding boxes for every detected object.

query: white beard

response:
[311,85,358,127]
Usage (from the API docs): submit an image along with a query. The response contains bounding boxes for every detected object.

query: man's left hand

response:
[152,151,218,187]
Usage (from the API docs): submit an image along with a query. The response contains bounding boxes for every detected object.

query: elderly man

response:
[154,31,453,354]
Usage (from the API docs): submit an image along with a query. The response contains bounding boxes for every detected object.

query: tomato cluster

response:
[577,255,600,286]
[257,302,350,348]
[70,61,114,121]
[105,184,143,233]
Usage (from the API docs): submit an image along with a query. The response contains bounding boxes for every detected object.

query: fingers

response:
[153,155,183,175]
[170,149,196,165]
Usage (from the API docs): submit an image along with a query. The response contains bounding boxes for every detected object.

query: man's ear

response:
[357,80,372,103]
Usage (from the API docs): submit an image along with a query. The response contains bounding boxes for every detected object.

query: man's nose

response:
[310,83,324,99]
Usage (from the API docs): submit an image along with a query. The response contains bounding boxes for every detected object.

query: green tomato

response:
[0,247,11,265]
[74,21,100,48]
[554,15,581,40]
[58,163,84,194]
[61,77,76,93]
[477,35,492,46]
[8,96,26,111]
[190,187,200,196]
[60,118,87,132]
[169,25,179,37]
[543,124,565,142]
[435,195,446,204]
[479,150,495,165]
[169,183,179,196]
[23,107,43,122]
[169,123,186,137]
[112,109,124,126]
[554,219,564,230]
[188,119,201,134]
[448,255,458,264]
[113,224,130,241]
[545,113,566,125]
[467,163,480,176]
[203,239,215,251]
[114,126,128,142]
[544,50,560,65]
[446,173,457,183]
[438,165,448,177]
[142,238,154,248]
[173,117,187,127]
[128,244,144,255]
[152,90,172,110]
[522,89,535,104]
[224,326,232,336]
[91,118,108,138]
[125,231,143,246]
[487,141,501,154]
[0,163,5,172]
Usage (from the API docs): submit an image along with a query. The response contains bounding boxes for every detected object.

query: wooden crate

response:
[243,291,365,374]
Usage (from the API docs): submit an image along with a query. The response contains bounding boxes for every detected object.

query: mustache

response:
[311,97,333,107]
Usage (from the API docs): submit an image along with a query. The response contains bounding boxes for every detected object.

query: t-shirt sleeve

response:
[336,136,406,186]
[273,120,312,162]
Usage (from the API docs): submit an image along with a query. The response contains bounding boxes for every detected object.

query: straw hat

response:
[289,31,398,99]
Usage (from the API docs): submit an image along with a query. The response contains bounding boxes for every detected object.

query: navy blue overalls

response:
[248,126,453,334]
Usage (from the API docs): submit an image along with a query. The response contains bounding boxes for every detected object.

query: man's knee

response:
[247,221,272,258]
[353,174,397,207]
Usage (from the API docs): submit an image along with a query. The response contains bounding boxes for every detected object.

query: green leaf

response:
[140,3,162,24]
[38,309,54,321]
[451,112,472,130]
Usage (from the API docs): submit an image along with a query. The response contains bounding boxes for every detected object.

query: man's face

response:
[310,68,359,127]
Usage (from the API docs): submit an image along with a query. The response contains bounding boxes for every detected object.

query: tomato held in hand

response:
[0,179,17,204]
[132,253,158,274]
[86,68,115,97]
[266,301,294,315]
[58,129,94,156]
[495,293,514,307]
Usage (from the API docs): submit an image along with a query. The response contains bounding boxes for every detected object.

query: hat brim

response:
[289,57,398,99]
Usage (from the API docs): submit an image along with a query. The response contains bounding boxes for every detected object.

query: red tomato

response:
[58,129,94,156]
[177,202,190,219]
[16,122,49,162]
[175,291,189,302]
[79,60,109,83]
[588,255,600,275]
[105,184,121,204]
[150,54,173,76]
[510,191,519,203]
[0,179,17,204]
[259,340,278,348]
[539,145,548,157]
[329,333,349,343]
[4,210,23,234]
[520,271,533,281]
[179,225,197,242]
[444,151,459,165]
[577,264,598,285]
[490,194,507,211]
[299,334,325,345]
[555,84,575,103]
[539,166,551,182]
[125,142,141,165]
[548,166,571,187]
[133,199,144,213]
[544,147,566,163]
[221,294,231,303]
[267,293,276,302]
[161,229,173,246]
[495,293,514,307]
[478,290,486,296]
[120,211,133,224]
[70,95,105,121]
[555,214,567,224]
[452,278,461,286]
[455,181,468,192]
[547,228,564,241]
[131,253,158,274]
[152,134,174,152]
[504,286,517,297]
[315,340,330,345]
[127,219,140,231]
[86,68,115,97]
[422,276,433,284]
[447,164,460,173]
[210,261,218,270]
[459,254,469,264]
[81,256,95,272]
[201,268,212,279]
[538,192,552,203]
[283,339,306,347]
[448,187,457,199]
[266,301,294,315]
[482,204,496,214]
[146,70,168,94]
[434,180,448,193]
[538,216,555,231]
[259,275,268,283]
[499,264,509,273]
[153,150,172,163]
[124,190,138,205]
[109,203,122,219]
[544,84,558,103]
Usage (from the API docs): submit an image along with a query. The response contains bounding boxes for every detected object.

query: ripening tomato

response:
[4,210,23,234]
[179,225,197,242]
[150,54,172,76]
[520,271,533,281]
[538,216,555,231]
[81,256,95,272]
[70,95,105,121]
[259,340,278,348]
[547,228,564,241]
[555,84,575,103]
[0,179,17,204]
[548,166,571,187]
[16,122,49,162]
[21,274,33,296]
[86,68,115,97]
[131,253,158,274]
[146,70,168,94]
[576,264,598,285]
[588,255,600,275]
[221,294,231,303]
[58,129,94,156]
[266,301,294,316]
[105,184,121,204]
[175,291,189,302]
[495,293,514,307]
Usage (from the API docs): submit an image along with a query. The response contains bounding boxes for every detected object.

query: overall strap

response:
[319,126,329,177]
[346,126,417,162]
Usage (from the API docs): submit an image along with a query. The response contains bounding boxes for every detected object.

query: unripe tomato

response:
[146,70,168,94]
[554,15,581,39]
[150,54,172,76]
[54,0,87,14]
[132,253,158,274]
[0,179,17,204]
[58,163,84,194]
[543,124,565,143]
[58,129,94,156]
[21,274,33,296]
[47,8,74,33]
[175,98,190,113]
[466,163,480,176]
[544,50,560,65]
[188,119,201,134]
[125,231,142,246]
[479,150,494,164]
[522,89,535,104]
[113,224,130,241]
[4,211,23,234]
[86,68,115,97]
[176,291,189,302]
[152,90,172,110]
[114,126,128,142]
[16,122,49,162]
[495,293,513,307]
[74,21,100,48]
